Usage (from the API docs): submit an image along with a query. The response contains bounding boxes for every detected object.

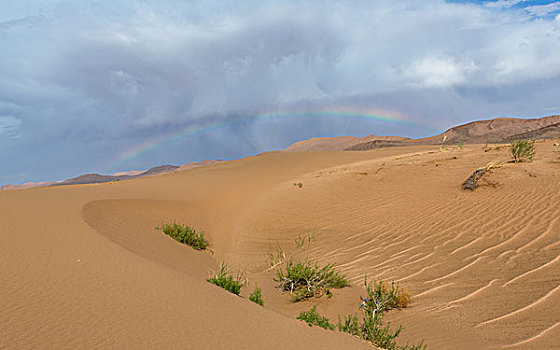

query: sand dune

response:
[4,116,558,192]
[284,135,411,152]
[1,141,558,349]
[285,116,560,152]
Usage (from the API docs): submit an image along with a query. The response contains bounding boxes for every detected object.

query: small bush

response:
[207,262,244,295]
[510,140,535,163]
[274,258,348,302]
[297,306,335,330]
[363,280,411,311]
[337,280,425,350]
[337,313,360,336]
[249,284,264,306]
[160,223,209,250]
[361,312,402,350]
[338,311,409,350]
[293,182,303,188]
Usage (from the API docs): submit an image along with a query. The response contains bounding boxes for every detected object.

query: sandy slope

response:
[1,143,559,349]
[0,151,382,350]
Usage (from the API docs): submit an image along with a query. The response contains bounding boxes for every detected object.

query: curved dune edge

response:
[82,199,215,278]
[1,141,559,349]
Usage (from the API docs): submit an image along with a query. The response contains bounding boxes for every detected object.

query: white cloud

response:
[485,0,527,9]
[524,2,560,17]
[405,56,477,88]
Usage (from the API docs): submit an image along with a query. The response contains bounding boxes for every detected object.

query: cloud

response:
[524,2,560,17]
[484,0,527,9]
[404,56,477,88]
[0,0,560,184]
[0,116,22,139]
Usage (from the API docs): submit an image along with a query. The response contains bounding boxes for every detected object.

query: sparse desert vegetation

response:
[294,233,314,251]
[158,222,209,250]
[338,280,424,350]
[510,139,535,162]
[274,257,348,301]
[297,306,335,330]
[363,280,411,311]
[207,261,245,295]
[293,279,424,349]
[249,284,264,306]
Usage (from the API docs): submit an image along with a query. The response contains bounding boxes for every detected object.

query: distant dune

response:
[4,116,559,191]
[284,135,411,152]
[1,162,231,191]
[2,165,182,191]
[285,115,560,152]
[424,115,560,144]
[112,170,146,177]
[0,181,58,191]
[53,165,181,186]
[178,159,223,171]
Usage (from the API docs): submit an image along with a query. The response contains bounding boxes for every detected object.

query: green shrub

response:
[337,313,360,336]
[159,223,209,250]
[363,280,411,311]
[338,311,410,350]
[362,312,402,349]
[274,258,348,302]
[249,284,264,306]
[297,306,335,330]
[510,140,535,163]
[337,280,425,350]
[207,262,244,295]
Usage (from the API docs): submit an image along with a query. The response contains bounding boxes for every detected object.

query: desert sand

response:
[1,141,559,349]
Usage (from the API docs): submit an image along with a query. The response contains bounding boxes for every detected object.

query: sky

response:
[1,0,560,185]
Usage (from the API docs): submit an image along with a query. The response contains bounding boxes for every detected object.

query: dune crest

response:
[284,115,560,152]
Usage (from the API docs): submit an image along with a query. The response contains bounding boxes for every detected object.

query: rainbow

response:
[107,107,421,170]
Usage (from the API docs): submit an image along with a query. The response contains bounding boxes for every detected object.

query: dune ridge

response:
[286,115,560,152]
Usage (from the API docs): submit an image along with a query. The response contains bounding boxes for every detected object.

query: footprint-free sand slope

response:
[1,143,558,349]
